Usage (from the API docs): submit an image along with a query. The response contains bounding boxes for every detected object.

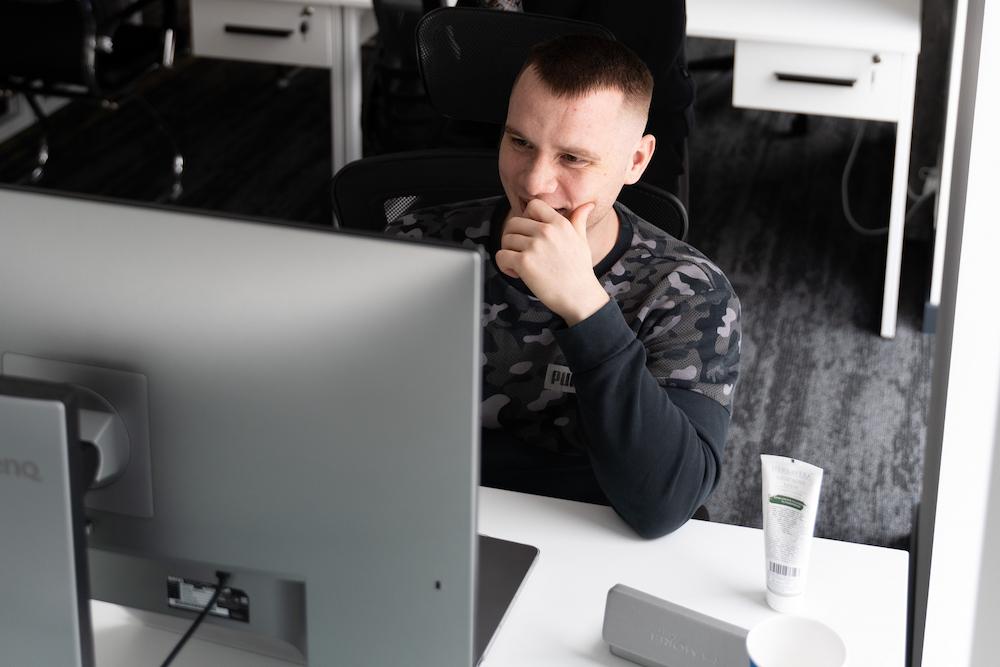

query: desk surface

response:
[478,488,907,666]
[242,0,922,54]
[687,0,921,53]
[93,488,907,666]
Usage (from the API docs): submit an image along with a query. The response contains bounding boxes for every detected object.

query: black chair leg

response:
[790,113,810,136]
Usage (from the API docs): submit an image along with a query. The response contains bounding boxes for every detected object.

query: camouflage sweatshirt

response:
[387,196,741,538]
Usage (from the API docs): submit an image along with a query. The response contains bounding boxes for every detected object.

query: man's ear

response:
[623,133,656,185]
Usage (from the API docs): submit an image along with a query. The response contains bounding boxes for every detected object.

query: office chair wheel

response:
[166,181,183,202]
[21,136,49,184]
[29,144,48,183]
[159,153,184,202]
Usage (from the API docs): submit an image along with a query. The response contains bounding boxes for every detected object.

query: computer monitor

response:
[0,186,483,665]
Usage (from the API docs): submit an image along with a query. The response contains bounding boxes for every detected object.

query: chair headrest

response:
[415,7,614,124]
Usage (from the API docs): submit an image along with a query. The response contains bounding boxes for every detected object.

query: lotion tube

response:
[760,455,824,613]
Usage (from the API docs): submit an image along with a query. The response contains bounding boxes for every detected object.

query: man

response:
[387,35,740,539]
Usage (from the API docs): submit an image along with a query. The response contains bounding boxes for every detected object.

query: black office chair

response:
[432,3,694,201]
[363,0,447,154]
[0,0,183,199]
[415,7,614,150]
[332,148,688,241]
[333,148,501,232]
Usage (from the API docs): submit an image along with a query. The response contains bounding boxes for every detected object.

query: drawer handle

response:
[224,24,294,38]
[774,72,857,87]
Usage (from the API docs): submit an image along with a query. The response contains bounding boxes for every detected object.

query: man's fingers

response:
[500,232,532,252]
[502,216,543,237]
[493,249,521,279]
[569,202,595,235]
[524,199,564,224]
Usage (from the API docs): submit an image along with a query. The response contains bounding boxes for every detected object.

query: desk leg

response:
[880,54,919,339]
[329,6,366,175]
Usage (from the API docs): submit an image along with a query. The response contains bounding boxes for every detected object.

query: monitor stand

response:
[475,534,538,665]
[0,377,97,667]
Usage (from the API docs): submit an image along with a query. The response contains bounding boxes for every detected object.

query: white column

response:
[914,0,1000,663]
[927,0,969,319]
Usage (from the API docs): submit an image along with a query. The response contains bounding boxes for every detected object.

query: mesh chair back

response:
[618,181,688,241]
[415,7,613,124]
[332,150,687,241]
[332,149,503,232]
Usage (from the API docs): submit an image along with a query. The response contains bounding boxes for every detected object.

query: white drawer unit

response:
[192,0,333,68]
[733,40,904,122]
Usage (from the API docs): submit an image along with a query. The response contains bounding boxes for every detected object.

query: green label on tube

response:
[769,495,805,511]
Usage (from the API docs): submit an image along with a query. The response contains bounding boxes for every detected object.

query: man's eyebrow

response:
[557,144,601,162]
[504,124,527,139]
[503,125,600,161]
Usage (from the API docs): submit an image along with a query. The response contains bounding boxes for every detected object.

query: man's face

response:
[498,67,653,232]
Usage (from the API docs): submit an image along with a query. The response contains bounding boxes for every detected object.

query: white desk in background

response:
[190,0,375,175]
[93,487,908,665]
[189,0,921,338]
[687,0,922,338]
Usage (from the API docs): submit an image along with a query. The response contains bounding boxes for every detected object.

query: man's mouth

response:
[519,199,569,217]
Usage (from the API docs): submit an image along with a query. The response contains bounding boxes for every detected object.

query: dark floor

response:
[0,50,936,549]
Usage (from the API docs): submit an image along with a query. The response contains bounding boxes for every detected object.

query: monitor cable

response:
[158,570,232,667]
[841,120,936,236]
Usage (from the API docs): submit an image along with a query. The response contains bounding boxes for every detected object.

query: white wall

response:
[914,0,1000,664]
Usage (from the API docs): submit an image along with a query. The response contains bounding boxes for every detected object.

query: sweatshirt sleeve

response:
[554,289,739,539]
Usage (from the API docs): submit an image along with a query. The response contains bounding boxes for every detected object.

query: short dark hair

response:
[517,34,654,116]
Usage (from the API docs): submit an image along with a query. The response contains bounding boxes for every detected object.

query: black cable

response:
[159,571,231,667]
[840,122,887,236]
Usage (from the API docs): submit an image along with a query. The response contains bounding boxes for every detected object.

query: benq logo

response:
[0,458,42,482]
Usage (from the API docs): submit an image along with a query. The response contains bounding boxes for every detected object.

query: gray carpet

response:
[0,53,934,549]
[686,67,934,549]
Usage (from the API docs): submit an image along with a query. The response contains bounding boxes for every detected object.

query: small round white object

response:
[746,615,847,667]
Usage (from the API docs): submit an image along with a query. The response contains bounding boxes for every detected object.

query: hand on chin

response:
[495,200,609,325]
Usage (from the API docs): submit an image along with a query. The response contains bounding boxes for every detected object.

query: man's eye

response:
[510,136,530,148]
[561,154,584,164]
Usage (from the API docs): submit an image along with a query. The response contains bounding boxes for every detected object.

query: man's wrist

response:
[561,285,611,327]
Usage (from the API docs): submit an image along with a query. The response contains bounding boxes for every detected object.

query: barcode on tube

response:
[769,561,800,577]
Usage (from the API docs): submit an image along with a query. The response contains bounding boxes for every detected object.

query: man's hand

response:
[495,199,610,326]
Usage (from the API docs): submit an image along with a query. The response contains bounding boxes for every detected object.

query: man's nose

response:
[522,157,557,197]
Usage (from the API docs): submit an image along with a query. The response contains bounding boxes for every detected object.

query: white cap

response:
[766,590,804,613]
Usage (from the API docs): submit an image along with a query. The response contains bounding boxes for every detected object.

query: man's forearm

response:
[555,301,729,539]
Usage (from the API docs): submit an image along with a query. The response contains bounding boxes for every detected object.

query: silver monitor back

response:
[0,187,483,666]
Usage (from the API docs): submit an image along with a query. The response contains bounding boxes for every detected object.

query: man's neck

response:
[587,209,620,268]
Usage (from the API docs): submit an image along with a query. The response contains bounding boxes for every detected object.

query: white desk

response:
[93,488,908,665]
[190,0,375,174]
[688,0,922,338]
